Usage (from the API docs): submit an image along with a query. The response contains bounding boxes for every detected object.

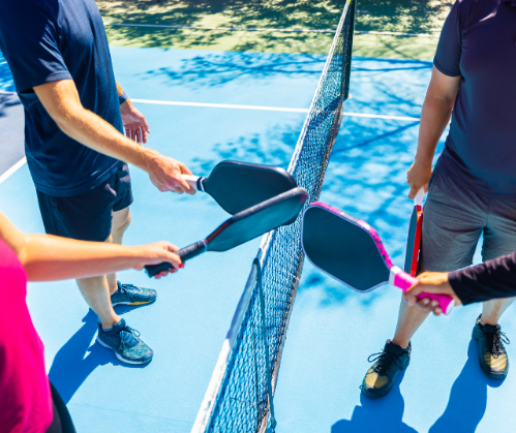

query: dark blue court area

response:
[1,43,515,433]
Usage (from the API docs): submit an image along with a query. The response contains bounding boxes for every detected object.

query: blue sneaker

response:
[97,319,153,365]
[110,281,157,307]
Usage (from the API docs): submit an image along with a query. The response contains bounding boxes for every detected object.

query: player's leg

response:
[36,163,153,364]
[105,164,157,308]
[362,165,486,398]
[106,206,131,295]
[394,166,485,344]
[472,198,516,379]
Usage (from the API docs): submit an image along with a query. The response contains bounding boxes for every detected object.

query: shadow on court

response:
[97,0,343,52]
[0,55,15,92]
[331,339,501,433]
[331,371,417,433]
[429,339,503,433]
[143,52,325,89]
[48,307,151,404]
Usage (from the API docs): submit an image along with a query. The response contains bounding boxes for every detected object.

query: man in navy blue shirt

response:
[361,0,516,398]
[0,0,194,365]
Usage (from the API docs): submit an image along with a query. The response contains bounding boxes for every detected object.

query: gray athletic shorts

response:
[420,164,516,272]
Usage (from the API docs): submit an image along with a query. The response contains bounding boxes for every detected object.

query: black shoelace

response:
[486,330,510,358]
[367,351,401,375]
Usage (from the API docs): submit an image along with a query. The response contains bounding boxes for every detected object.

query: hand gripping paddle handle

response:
[389,266,455,315]
[182,175,205,192]
[144,241,208,277]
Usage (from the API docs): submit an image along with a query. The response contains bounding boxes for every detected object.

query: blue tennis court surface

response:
[1,41,515,433]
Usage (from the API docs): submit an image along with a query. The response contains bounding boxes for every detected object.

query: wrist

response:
[138,147,160,173]
[413,154,433,169]
[127,245,148,269]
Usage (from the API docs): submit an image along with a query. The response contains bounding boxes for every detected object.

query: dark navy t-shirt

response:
[0,0,123,197]
[434,0,516,197]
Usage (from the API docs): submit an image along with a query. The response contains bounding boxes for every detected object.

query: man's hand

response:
[120,100,150,144]
[404,272,462,315]
[407,159,432,199]
[131,241,182,278]
[145,151,196,194]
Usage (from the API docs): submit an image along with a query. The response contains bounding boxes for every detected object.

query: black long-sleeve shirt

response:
[449,251,516,305]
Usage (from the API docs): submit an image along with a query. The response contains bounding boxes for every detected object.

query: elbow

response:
[53,108,84,138]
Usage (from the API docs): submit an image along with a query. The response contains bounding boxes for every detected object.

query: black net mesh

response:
[197,2,356,431]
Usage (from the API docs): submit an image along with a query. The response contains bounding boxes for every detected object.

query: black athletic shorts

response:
[46,381,76,433]
[36,163,133,242]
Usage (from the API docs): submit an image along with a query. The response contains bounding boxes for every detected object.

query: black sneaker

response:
[97,318,153,365]
[472,316,510,379]
[362,340,411,398]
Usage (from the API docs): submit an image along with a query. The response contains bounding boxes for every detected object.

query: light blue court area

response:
[272,60,516,433]
[0,46,319,432]
[1,46,515,433]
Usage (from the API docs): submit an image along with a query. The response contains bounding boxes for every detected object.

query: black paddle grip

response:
[145,262,173,277]
[178,241,208,261]
[144,241,207,278]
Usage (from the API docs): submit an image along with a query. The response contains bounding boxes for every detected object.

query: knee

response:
[113,210,131,236]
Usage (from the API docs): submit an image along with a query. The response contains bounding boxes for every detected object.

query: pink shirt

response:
[0,239,52,433]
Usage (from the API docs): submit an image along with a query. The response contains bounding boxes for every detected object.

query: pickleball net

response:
[191,1,356,432]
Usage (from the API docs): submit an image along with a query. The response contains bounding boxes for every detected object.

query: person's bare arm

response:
[33,79,193,194]
[0,211,180,281]
[407,66,461,199]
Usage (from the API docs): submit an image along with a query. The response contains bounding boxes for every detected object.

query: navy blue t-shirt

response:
[0,0,123,197]
[434,0,516,197]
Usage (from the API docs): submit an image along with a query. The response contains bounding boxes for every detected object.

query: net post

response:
[342,0,357,99]
[254,258,277,433]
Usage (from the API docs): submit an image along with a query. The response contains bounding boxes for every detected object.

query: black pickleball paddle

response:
[145,187,308,277]
[182,160,297,215]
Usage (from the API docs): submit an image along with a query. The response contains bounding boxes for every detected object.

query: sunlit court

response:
[1,1,516,432]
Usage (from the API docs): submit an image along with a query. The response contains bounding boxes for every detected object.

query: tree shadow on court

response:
[331,371,417,433]
[97,0,452,56]
[428,339,503,432]
[141,51,326,89]
[98,0,344,52]
[48,307,151,404]
[355,0,453,34]
[0,58,15,92]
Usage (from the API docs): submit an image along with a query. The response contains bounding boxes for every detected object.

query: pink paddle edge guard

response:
[310,202,455,315]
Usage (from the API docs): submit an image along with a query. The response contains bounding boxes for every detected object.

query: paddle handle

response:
[144,241,208,277]
[182,175,204,192]
[414,187,424,207]
[389,266,455,315]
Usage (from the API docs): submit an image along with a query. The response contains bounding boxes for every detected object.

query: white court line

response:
[105,22,439,37]
[0,92,423,120]
[343,112,420,121]
[0,157,27,185]
[132,98,421,121]
[0,109,418,185]
[131,98,309,113]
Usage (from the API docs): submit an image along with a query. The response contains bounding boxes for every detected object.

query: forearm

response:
[34,79,154,171]
[19,234,142,281]
[56,106,156,170]
[415,94,454,165]
[449,251,516,305]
